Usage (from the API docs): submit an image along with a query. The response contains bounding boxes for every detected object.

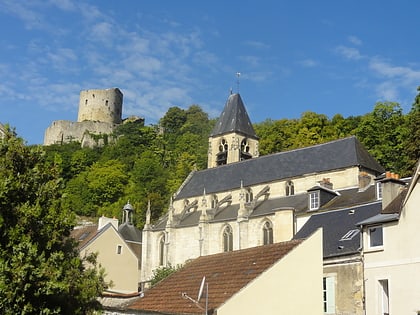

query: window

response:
[368,225,383,248]
[223,225,233,252]
[309,191,320,210]
[211,195,218,209]
[340,229,359,241]
[285,180,295,196]
[116,245,122,255]
[376,182,383,200]
[379,279,389,315]
[245,188,253,203]
[263,221,273,245]
[323,276,336,314]
[159,234,166,266]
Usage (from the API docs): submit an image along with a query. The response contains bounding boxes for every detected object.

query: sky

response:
[1,1,420,145]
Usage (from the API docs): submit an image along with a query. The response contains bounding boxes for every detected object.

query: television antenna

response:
[181,276,208,315]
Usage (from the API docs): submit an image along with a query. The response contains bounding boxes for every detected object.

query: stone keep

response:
[78,88,123,124]
[44,88,123,147]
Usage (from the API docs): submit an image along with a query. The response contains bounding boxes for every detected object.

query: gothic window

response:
[223,225,233,252]
[285,180,295,196]
[263,221,273,245]
[217,139,228,165]
[245,188,253,203]
[240,138,252,161]
[211,194,218,209]
[159,234,166,266]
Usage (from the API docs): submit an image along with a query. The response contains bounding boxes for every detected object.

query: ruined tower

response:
[77,88,123,124]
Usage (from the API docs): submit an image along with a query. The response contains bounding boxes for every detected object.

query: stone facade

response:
[44,88,125,147]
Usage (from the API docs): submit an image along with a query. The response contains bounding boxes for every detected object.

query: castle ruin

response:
[44,88,141,147]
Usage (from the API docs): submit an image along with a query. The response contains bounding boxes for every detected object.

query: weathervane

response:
[236,72,241,93]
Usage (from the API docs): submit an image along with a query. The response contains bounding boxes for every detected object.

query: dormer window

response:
[309,191,320,210]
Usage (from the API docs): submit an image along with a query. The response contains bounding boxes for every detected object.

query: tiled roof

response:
[294,202,382,258]
[70,224,99,249]
[175,136,384,200]
[127,240,303,314]
[118,222,143,243]
[209,93,258,139]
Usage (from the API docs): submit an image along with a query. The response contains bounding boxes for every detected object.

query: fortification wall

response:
[44,120,116,146]
[78,88,123,124]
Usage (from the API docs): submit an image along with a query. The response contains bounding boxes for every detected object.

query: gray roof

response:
[175,136,385,200]
[356,213,399,226]
[152,185,378,231]
[209,93,258,139]
[118,223,142,243]
[294,202,382,258]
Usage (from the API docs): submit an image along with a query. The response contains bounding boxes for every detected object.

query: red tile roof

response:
[128,239,303,314]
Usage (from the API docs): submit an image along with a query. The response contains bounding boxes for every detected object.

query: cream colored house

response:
[141,93,384,284]
[72,203,142,294]
[125,229,323,315]
[360,162,420,314]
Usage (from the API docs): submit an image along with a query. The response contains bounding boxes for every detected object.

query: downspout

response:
[359,223,367,315]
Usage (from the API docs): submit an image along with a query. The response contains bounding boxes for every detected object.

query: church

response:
[140,92,385,284]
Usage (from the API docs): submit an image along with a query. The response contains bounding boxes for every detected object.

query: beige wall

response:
[217,229,323,315]
[324,257,364,315]
[363,176,420,314]
[82,226,139,293]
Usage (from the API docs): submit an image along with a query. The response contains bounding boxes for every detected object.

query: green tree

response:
[406,86,420,172]
[0,128,106,314]
[355,102,410,175]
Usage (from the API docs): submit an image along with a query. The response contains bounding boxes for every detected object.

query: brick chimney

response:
[318,178,333,190]
[380,172,406,209]
[358,171,372,190]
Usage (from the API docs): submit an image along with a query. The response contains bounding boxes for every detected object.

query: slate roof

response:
[127,239,303,315]
[294,201,382,258]
[71,224,99,249]
[209,93,258,139]
[175,136,385,200]
[153,185,378,231]
[118,222,143,243]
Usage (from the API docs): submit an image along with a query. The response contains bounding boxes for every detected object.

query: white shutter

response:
[325,276,335,314]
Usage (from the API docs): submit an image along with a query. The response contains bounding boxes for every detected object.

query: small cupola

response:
[122,201,134,225]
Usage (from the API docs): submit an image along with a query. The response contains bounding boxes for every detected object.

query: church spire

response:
[207,93,259,168]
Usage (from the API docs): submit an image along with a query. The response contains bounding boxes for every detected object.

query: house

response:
[141,92,385,284]
[359,163,420,314]
[71,202,142,294]
[121,229,323,315]
[295,199,382,314]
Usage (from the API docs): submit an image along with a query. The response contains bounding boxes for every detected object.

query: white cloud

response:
[348,35,362,46]
[335,45,363,60]
[244,40,270,50]
[299,58,318,68]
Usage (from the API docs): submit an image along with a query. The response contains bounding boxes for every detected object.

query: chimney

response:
[358,171,372,190]
[319,178,333,190]
[98,215,119,231]
[380,172,406,209]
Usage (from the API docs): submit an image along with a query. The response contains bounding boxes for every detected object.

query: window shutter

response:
[326,276,335,313]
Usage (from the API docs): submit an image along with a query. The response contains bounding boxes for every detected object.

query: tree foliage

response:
[0,128,106,314]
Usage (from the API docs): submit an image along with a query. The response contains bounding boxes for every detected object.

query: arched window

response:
[211,194,218,209]
[263,221,273,245]
[159,234,166,266]
[223,225,233,252]
[285,180,295,196]
[245,188,253,203]
[240,138,252,161]
[217,139,228,166]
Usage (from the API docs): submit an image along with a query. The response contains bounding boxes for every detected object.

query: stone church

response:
[140,92,384,283]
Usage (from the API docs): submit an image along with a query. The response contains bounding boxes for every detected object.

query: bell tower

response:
[207,93,259,168]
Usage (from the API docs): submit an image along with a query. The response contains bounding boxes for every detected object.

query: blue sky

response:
[1,1,419,145]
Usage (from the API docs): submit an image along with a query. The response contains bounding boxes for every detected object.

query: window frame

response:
[116,244,123,255]
[367,225,384,250]
[309,191,320,210]
[263,221,274,245]
[223,225,233,252]
[323,276,336,314]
